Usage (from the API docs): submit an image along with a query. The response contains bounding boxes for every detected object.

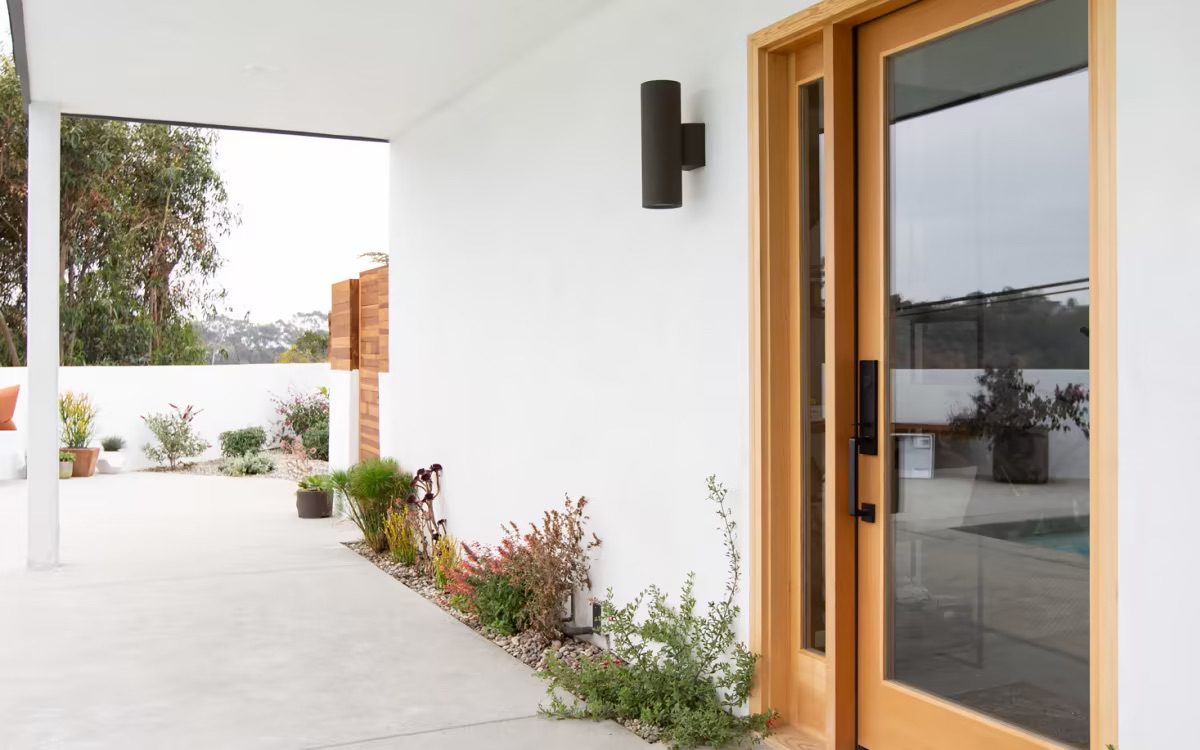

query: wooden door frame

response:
[747,1,1116,747]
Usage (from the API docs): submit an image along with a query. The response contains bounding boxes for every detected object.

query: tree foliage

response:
[278,329,328,363]
[0,54,234,366]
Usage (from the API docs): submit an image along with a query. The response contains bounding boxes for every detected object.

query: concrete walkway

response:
[0,473,646,749]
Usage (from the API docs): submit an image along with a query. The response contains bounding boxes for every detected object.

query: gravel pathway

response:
[140,448,329,481]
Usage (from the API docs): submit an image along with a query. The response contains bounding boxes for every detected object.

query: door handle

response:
[849,358,880,524]
[848,437,876,523]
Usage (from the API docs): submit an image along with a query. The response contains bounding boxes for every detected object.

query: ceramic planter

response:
[296,489,332,519]
[992,429,1050,484]
[58,460,74,479]
[98,450,126,474]
[63,447,101,477]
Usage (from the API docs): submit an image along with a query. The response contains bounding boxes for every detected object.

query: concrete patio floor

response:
[0,473,647,749]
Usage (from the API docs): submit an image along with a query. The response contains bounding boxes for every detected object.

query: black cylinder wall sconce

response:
[641,80,705,209]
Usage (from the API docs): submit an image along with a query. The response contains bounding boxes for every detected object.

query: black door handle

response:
[849,436,877,524]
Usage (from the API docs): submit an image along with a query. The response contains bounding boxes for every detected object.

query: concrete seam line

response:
[303,714,542,749]
[24,562,363,593]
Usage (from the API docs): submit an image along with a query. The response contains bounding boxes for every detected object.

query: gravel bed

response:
[346,541,663,744]
[140,448,328,481]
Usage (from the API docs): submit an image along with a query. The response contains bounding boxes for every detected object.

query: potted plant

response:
[59,391,100,477]
[98,435,126,474]
[58,450,74,479]
[948,366,1089,484]
[296,474,333,519]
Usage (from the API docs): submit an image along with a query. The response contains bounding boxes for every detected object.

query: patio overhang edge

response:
[5,0,30,107]
[63,112,389,143]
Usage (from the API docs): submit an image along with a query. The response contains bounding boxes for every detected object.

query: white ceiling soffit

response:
[13,0,607,141]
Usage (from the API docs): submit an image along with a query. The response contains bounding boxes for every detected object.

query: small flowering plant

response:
[538,477,775,749]
[271,387,329,448]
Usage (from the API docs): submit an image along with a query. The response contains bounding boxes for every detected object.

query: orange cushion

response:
[0,420,13,431]
[0,385,16,427]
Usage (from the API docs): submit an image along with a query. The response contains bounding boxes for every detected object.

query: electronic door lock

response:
[848,360,880,523]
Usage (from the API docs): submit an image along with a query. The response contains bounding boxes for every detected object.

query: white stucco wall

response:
[328,369,360,472]
[383,0,1173,743]
[0,364,328,473]
[1116,1,1200,746]
[386,0,816,630]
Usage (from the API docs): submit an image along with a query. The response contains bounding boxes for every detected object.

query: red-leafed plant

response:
[500,495,601,638]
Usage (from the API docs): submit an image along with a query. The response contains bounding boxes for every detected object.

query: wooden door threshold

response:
[765,725,826,750]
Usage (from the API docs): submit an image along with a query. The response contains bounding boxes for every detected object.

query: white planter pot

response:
[98,451,126,474]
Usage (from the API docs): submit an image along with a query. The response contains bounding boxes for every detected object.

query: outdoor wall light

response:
[641,80,706,209]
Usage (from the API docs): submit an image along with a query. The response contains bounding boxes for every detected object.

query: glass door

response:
[854,0,1091,748]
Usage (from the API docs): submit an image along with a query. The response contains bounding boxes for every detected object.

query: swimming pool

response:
[955,518,1090,558]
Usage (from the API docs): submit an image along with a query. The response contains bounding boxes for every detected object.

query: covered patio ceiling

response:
[6,0,607,140]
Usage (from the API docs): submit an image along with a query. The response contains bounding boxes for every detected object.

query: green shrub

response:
[219,426,266,457]
[142,404,209,470]
[343,458,413,552]
[302,421,329,461]
[473,571,529,636]
[58,450,74,463]
[59,391,98,449]
[221,452,275,477]
[100,435,126,452]
[445,544,529,635]
[539,476,776,749]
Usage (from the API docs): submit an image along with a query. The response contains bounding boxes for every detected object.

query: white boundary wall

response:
[0,364,328,474]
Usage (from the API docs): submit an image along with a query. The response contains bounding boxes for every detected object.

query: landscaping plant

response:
[449,544,530,636]
[539,476,776,749]
[405,464,448,565]
[218,426,266,458]
[100,435,125,452]
[59,391,97,448]
[142,404,209,470]
[500,495,601,637]
[384,505,421,566]
[301,420,329,461]
[432,533,461,590]
[298,474,331,492]
[272,387,329,456]
[221,452,275,477]
[343,458,413,552]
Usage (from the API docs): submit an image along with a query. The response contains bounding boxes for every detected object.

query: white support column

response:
[26,102,61,570]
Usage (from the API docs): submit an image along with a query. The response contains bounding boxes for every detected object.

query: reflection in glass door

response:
[885,0,1089,746]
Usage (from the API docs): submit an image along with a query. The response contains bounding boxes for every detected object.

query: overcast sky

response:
[1,13,388,324]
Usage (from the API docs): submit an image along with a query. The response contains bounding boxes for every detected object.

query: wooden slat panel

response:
[357,265,389,459]
[329,279,359,370]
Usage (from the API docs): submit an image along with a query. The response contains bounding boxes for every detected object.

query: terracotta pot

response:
[296,489,332,519]
[63,447,101,477]
[58,460,74,479]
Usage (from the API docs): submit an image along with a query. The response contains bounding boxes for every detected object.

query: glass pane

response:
[800,80,826,652]
[885,1,1089,746]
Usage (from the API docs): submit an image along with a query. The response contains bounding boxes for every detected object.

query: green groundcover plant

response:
[221,452,275,477]
[218,426,266,458]
[539,476,776,749]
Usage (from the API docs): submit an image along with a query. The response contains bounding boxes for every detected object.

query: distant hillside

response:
[199,311,327,365]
